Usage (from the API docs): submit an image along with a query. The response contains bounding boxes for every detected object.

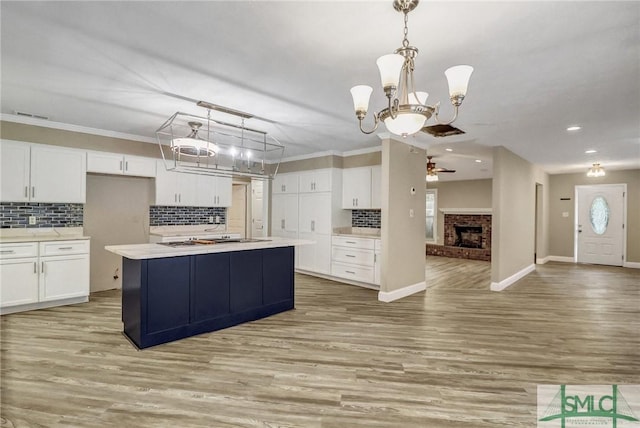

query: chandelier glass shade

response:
[171,121,217,157]
[350,0,473,137]
[425,170,439,182]
[587,163,606,177]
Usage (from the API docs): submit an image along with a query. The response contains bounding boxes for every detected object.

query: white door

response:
[576,184,625,266]
[251,180,264,237]
[40,255,90,301]
[154,161,179,206]
[0,258,39,307]
[123,156,156,177]
[342,167,371,209]
[228,184,247,238]
[215,176,233,207]
[87,152,124,175]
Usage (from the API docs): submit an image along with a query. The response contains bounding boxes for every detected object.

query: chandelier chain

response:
[402,11,410,48]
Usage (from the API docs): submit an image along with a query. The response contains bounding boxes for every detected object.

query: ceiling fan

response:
[426,156,455,182]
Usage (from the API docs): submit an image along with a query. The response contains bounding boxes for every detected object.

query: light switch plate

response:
[562,212,569,218]
[409,209,414,218]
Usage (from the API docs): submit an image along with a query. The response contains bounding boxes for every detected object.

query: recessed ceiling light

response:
[475,159,482,163]
[445,148,453,152]
[567,125,582,131]
[585,150,597,154]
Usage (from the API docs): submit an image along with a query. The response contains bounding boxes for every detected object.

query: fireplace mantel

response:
[440,208,492,215]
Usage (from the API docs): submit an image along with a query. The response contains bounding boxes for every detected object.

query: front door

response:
[576,184,625,266]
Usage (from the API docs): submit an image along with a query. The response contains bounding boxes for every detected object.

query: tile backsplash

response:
[351,209,381,229]
[0,202,84,228]
[150,206,227,226]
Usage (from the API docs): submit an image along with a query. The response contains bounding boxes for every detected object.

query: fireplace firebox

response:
[454,225,483,248]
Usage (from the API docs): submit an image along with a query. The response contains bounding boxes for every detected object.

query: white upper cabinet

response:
[87,152,156,178]
[272,173,299,194]
[0,140,30,202]
[342,167,372,209]
[155,161,231,207]
[1,140,86,203]
[298,169,331,193]
[371,165,382,209]
[299,192,332,234]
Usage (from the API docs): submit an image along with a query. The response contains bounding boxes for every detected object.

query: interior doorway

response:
[227,183,248,238]
[575,184,626,266]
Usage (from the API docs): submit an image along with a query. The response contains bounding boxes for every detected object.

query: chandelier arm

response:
[358,113,381,135]
[388,96,399,120]
[433,104,460,126]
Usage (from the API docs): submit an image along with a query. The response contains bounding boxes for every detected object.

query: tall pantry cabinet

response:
[271,169,349,275]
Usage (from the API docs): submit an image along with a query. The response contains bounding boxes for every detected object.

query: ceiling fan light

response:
[171,137,216,157]
[426,173,439,182]
[376,53,405,90]
[350,85,373,114]
[384,113,426,136]
[445,65,474,98]
[587,163,605,177]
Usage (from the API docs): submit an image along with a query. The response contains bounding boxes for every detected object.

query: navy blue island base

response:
[121,246,295,349]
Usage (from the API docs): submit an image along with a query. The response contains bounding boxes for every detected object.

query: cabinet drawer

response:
[332,246,374,267]
[375,239,382,251]
[332,235,375,250]
[0,242,38,259]
[39,240,89,256]
[331,261,375,283]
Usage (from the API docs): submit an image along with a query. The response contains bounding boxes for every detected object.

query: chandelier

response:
[587,163,606,177]
[350,0,473,137]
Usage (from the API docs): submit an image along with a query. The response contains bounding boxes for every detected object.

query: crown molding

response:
[279,150,342,163]
[342,146,382,157]
[0,113,156,144]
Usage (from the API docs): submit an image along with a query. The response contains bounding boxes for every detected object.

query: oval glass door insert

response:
[589,196,609,235]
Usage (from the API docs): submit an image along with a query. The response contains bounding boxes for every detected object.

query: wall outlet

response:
[215,215,221,223]
[409,209,414,218]
[28,216,37,225]
[208,216,214,223]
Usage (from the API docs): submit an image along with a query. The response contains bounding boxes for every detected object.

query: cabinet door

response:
[312,169,331,192]
[176,172,198,206]
[192,253,230,322]
[297,231,315,271]
[371,165,382,209]
[283,194,299,234]
[298,172,315,193]
[229,250,263,312]
[30,146,86,203]
[154,161,179,205]
[87,152,124,175]
[263,247,294,305]
[374,250,381,285]
[215,176,232,207]
[271,194,286,236]
[298,193,315,233]
[273,173,298,194]
[124,156,156,177]
[195,174,216,207]
[314,234,332,275]
[342,167,371,209]
[0,141,31,202]
[0,258,39,307]
[145,257,190,333]
[40,254,89,301]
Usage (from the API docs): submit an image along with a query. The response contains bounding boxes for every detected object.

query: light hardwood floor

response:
[1,257,638,427]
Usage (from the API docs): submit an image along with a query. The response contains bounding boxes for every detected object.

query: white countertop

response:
[0,227,89,243]
[332,227,380,239]
[105,237,313,260]
[149,225,229,237]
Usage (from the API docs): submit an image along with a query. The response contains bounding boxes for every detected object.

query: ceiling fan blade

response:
[435,168,456,173]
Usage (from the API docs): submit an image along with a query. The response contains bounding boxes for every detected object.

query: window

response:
[426,189,437,242]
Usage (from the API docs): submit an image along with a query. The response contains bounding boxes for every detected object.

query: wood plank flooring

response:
[1,257,638,427]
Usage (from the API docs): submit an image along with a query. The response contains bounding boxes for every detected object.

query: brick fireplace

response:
[426,213,492,261]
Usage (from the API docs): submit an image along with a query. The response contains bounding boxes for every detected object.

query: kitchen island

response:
[106,237,309,349]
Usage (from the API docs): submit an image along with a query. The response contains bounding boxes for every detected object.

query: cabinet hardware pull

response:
[32,187,35,198]
[346,241,357,244]
[120,160,123,171]
[346,254,356,258]
[374,254,377,263]
[125,161,128,171]
[41,261,44,273]
[58,247,73,250]
[174,194,177,202]
[281,219,285,229]
[346,270,356,274]
[34,262,37,274]
[0,250,15,254]
[179,194,181,202]
[24,186,28,198]
[311,220,315,231]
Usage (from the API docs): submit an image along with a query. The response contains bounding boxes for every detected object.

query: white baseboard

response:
[547,256,575,263]
[536,256,549,265]
[623,261,640,269]
[490,264,536,292]
[378,281,426,302]
[0,296,88,315]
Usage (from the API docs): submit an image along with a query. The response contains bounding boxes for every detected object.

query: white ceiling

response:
[2,1,639,181]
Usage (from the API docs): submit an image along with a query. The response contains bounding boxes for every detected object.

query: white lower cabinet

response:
[330,235,378,286]
[374,239,381,286]
[0,240,90,314]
